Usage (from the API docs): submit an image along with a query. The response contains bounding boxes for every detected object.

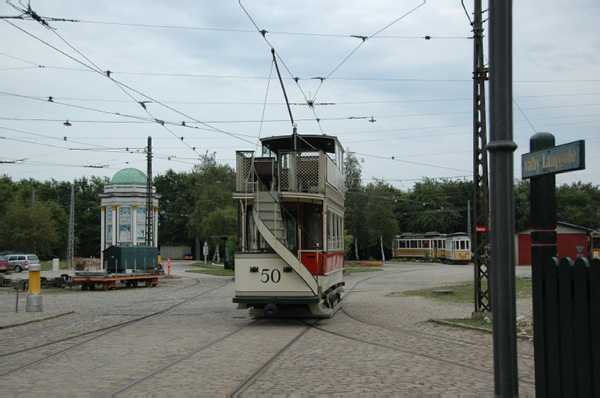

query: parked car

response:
[0,255,8,273]
[6,254,40,272]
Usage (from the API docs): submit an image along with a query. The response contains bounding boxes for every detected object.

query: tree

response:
[556,182,600,230]
[514,179,530,232]
[406,178,462,233]
[189,152,236,254]
[0,199,63,259]
[155,169,197,246]
[364,180,399,260]
[344,151,366,259]
[200,207,237,239]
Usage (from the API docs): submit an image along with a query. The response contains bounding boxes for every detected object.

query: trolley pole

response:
[488,0,519,395]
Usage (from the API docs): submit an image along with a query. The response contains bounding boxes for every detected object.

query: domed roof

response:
[108,168,148,185]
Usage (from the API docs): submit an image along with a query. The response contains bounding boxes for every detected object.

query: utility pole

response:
[145,137,154,247]
[488,0,519,393]
[67,183,75,269]
[472,0,491,315]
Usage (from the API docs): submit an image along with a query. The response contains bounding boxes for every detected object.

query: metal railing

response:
[236,150,344,195]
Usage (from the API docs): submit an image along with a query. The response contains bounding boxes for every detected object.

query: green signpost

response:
[522,133,585,396]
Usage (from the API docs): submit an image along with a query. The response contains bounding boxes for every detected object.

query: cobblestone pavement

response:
[0,262,535,397]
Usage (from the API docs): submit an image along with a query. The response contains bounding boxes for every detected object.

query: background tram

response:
[392,232,471,263]
[591,232,600,259]
[232,133,345,317]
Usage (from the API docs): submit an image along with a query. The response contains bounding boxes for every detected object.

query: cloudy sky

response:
[1,0,598,190]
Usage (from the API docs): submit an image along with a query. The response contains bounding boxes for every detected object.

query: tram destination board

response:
[521,140,585,179]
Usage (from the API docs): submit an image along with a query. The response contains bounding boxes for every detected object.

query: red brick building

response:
[515,222,593,266]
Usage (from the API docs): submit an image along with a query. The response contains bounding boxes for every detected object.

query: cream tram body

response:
[233,134,345,317]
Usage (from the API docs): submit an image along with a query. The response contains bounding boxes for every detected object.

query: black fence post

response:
[530,132,557,396]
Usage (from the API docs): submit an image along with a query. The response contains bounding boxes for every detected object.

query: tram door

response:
[591,234,600,259]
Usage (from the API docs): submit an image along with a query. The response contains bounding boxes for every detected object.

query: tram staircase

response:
[253,190,319,295]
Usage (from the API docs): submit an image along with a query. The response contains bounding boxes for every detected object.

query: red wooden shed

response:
[515,222,593,266]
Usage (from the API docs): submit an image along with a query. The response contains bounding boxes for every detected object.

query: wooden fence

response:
[533,257,600,397]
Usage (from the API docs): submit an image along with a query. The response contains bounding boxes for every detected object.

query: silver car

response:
[6,254,40,272]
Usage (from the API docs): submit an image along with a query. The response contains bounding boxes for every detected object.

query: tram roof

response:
[260,134,342,154]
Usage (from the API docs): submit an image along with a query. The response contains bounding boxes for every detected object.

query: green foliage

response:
[405,177,462,233]
[227,234,237,269]
[364,179,399,259]
[513,180,600,231]
[200,207,236,240]
[154,169,197,245]
[556,182,600,230]
[189,152,236,247]
[0,199,62,259]
[344,151,367,260]
[344,230,354,258]
[0,175,105,259]
[514,180,531,231]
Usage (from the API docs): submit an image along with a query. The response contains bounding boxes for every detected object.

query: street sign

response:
[522,140,585,179]
[475,226,486,232]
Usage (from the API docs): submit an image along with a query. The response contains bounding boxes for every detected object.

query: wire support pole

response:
[488,0,519,395]
[472,0,491,315]
[145,136,154,247]
[67,183,75,269]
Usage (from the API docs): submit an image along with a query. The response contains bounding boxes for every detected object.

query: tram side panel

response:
[234,252,315,300]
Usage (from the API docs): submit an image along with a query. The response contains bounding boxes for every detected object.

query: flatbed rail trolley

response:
[73,271,164,291]
[233,133,345,317]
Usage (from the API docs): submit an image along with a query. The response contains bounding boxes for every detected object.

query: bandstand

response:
[99,168,160,266]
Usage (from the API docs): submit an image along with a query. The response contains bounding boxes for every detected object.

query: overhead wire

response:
[3,17,258,150]
[75,18,470,40]
[238,0,429,149]
[311,0,427,102]
[350,150,470,173]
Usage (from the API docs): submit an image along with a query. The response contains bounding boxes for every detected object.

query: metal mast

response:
[145,136,154,246]
[472,0,491,315]
[67,183,75,269]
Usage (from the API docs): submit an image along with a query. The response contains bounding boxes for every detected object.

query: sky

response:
[1,0,598,191]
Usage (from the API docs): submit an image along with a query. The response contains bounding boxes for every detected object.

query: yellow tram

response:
[392,232,471,263]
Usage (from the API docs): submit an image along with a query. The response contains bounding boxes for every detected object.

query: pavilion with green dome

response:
[99,168,160,266]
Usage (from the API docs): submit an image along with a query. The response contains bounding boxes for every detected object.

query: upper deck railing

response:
[236,150,344,196]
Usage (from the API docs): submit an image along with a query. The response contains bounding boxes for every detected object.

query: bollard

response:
[26,263,43,312]
[168,265,171,277]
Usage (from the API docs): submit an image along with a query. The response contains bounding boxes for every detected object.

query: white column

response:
[153,207,158,247]
[132,205,137,246]
[100,206,105,268]
[112,206,117,246]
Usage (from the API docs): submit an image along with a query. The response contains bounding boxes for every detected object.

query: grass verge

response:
[402,278,531,303]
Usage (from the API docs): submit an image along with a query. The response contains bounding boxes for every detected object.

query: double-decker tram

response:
[232,133,345,317]
[392,232,471,263]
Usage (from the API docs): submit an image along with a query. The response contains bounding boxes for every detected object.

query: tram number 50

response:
[261,269,281,284]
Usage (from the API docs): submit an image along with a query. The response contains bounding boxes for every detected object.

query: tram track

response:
[0,263,536,395]
[99,317,317,397]
[0,277,230,377]
[342,264,535,360]
[0,277,204,345]
[300,314,535,387]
